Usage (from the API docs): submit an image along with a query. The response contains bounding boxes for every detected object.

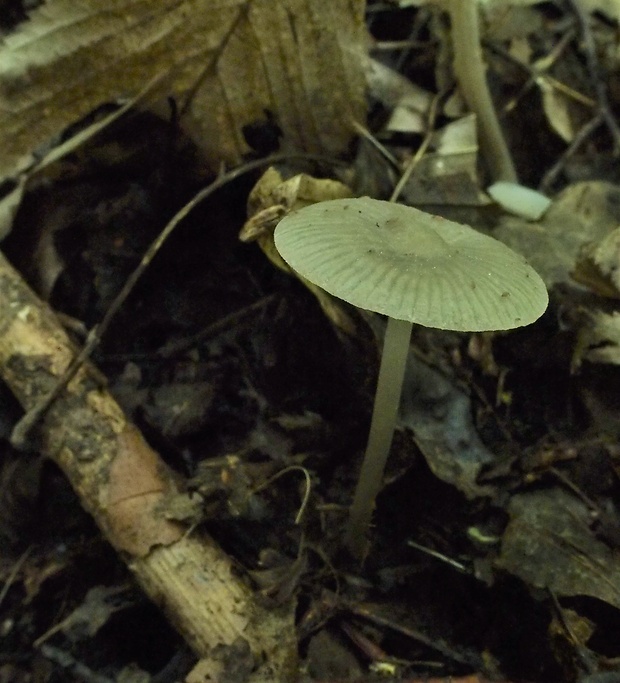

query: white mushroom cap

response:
[274,197,548,332]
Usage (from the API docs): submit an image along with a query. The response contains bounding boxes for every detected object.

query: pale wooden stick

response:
[0,250,296,682]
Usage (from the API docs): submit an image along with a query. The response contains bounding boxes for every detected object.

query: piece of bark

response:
[0,250,297,681]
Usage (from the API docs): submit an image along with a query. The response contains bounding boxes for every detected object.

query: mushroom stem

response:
[346,316,413,558]
[449,0,517,183]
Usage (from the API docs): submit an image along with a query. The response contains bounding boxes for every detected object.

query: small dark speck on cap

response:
[501,292,510,298]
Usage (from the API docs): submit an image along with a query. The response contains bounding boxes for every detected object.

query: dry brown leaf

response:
[573,226,620,298]
[494,181,620,288]
[0,0,367,179]
[498,489,620,609]
[241,168,356,334]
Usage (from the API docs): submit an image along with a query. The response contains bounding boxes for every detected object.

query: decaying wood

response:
[0,250,297,681]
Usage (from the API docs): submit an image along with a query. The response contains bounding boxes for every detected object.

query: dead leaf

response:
[537,77,582,143]
[573,227,620,298]
[574,310,620,368]
[495,181,620,288]
[0,0,367,180]
[400,353,495,499]
[498,488,620,609]
[241,168,356,334]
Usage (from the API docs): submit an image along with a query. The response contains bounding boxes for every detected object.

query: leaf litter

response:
[1,1,620,682]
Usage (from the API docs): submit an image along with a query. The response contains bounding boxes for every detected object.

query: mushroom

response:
[448,0,517,183]
[274,197,548,557]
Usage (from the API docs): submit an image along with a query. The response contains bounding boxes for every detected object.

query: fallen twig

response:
[0,251,296,682]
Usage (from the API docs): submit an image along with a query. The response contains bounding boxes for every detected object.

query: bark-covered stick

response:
[0,250,296,681]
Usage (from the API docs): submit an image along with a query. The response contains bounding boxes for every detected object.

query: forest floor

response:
[1,2,620,682]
